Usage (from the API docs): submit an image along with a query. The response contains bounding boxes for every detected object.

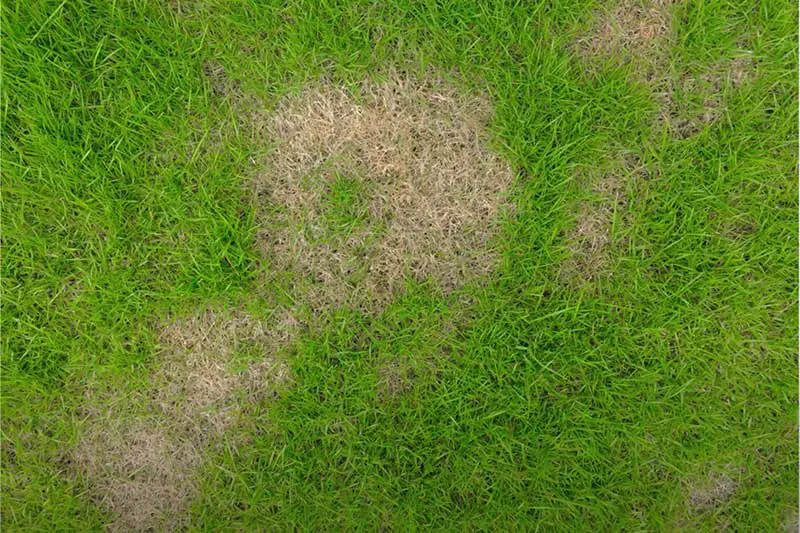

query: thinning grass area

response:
[2,0,797,531]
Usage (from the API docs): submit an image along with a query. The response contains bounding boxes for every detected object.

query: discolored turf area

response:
[2,1,797,531]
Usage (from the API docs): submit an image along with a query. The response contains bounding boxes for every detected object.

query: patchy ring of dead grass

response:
[73,72,514,530]
[252,73,515,312]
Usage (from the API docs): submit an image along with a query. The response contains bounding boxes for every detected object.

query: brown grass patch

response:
[377,359,415,400]
[156,308,294,430]
[562,201,617,281]
[577,1,674,77]
[578,3,757,137]
[657,55,757,138]
[686,467,741,513]
[560,152,654,282]
[252,73,514,311]
[73,308,295,531]
[727,56,756,88]
[74,417,199,532]
[782,508,799,532]
[561,164,631,282]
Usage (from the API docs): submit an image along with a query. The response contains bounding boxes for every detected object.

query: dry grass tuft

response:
[561,165,631,282]
[377,359,415,400]
[253,73,514,311]
[74,418,199,532]
[73,308,295,531]
[686,468,741,513]
[657,55,757,138]
[577,1,674,74]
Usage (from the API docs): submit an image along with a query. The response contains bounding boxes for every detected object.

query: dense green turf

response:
[2,0,797,531]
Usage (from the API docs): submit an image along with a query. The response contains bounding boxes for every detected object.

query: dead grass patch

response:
[576,1,675,78]
[377,359,415,400]
[686,467,741,513]
[782,508,799,532]
[74,417,199,532]
[252,73,514,311]
[562,201,617,282]
[657,54,757,138]
[156,308,293,429]
[561,160,636,283]
[578,2,757,138]
[73,308,295,531]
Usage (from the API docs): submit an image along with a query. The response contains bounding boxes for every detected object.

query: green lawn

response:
[2,1,797,531]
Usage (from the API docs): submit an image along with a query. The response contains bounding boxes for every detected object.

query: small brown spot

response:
[561,159,637,283]
[718,218,757,241]
[202,60,241,99]
[169,0,201,15]
[782,508,799,533]
[687,468,741,513]
[728,55,756,89]
[656,54,757,138]
[577,1,675,76]
[377,359,414,400]
[562,201,615,282]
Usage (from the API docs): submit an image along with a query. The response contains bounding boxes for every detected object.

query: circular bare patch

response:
[253,74,514,310]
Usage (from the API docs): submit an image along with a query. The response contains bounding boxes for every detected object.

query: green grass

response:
[319,173,371,238]
[2,0,797,531]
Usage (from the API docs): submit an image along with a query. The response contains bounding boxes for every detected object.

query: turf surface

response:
[2,0,797,531]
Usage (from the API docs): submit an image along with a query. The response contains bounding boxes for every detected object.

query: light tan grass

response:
[686,467,741,513]
[561,167,629,282]
[656,54,757,138]
[576,1,674,75]
[74,417,199,533]
[73,308,295,531]
[253,73,514,311]
[377,359,414,400]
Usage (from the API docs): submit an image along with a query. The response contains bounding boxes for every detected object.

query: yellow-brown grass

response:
[73,308,295,531]
[253,73,514,311]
